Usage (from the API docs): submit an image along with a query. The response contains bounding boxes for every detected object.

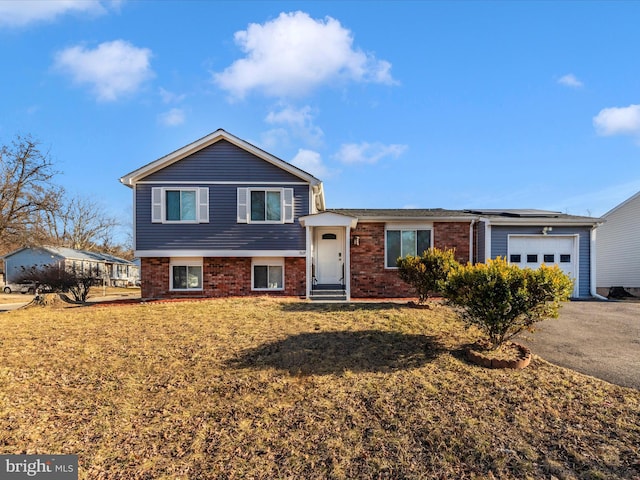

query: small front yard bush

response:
[444,257,574,349]
[17,264,100,302]
[396,247,459,303]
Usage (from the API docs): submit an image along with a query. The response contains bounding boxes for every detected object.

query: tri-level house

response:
[121,129,602,301]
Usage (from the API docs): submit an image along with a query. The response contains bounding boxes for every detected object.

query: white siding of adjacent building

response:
[597,192,640,290]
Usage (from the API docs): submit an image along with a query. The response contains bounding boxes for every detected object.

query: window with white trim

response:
[170,258,203,291]
[151,187,209,224]
[237,188,294,224]
[252,257,284,290]
[385,228,432,268]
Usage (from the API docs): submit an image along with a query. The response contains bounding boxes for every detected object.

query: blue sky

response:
[2,0,640,240]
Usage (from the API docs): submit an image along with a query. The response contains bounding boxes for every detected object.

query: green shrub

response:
[444,257,574,349]
[396,248,460,303]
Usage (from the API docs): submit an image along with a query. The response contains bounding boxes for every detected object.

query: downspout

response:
[590,225,608,300]
[484,219,492,262]
[305,225,312,300]
[345,226,351,301]
[469,219,476,264]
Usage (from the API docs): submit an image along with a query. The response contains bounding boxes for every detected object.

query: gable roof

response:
[3,246,135,265]
[119,129,322,187]
[299,211,359,228]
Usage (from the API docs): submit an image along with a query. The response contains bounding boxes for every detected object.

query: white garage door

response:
[508,235,578,295]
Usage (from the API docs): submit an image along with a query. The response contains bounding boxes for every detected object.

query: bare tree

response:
[0,135,62,253]
[37,195,120,251]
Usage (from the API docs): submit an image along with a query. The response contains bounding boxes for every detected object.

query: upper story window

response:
[385,226,432,268]
[251,190,282,222]
[166,190,196,221]
[151,187,209,224]
[237,188,294,224]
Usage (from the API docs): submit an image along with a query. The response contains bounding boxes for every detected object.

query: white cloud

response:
[54,40,154,101]
[265,105,323,147]
[557,73,583,88]
[213,11,396,99]
[260,128,289,150]
[333,142,408,164]
[0,0,114,27]
[291,149,331,178]
[266,105,313,127]
[593,104,640,137]
[159,87,186,104]
[158,108,185,127]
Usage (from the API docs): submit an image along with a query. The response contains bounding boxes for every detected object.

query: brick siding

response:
[139,221,471,299]
[349,221,471,298]
[433,222,471,264]
[140,257,306,299]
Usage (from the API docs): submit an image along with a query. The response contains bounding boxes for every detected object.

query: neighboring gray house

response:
[596,191,640,297]
[3,246,139,287]
[120,128,603,300]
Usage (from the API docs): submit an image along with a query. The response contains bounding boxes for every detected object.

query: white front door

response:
[315,227,344,285]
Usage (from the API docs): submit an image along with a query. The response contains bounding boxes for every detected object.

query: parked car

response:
[2,281,37,294]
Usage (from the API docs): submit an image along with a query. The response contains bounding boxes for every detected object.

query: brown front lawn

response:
[0,298,638,479]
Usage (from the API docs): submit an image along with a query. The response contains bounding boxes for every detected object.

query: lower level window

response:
[171,259,203,290]
[252,258,284,290]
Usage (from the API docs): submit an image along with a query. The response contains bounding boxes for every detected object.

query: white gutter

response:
[590,226,608,300]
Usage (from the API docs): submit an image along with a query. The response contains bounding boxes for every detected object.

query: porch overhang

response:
[300,212,358,301]
[299,211,358,228]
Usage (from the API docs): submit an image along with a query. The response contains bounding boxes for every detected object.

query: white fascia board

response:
[120,129,321,187]
[135,180,311,185]
[135,250,306,258]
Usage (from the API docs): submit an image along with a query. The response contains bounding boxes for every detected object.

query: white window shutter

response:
[151,187,163,223]
[237,188,248,223]
[283,188,294,223]
[198,187,209,223]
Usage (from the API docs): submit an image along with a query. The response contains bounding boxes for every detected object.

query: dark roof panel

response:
[327,208,601,222]
[328,208,472,218]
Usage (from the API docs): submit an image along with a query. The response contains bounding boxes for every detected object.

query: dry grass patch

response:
[0,297,638,479]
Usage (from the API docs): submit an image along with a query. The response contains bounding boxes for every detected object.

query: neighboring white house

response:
[3,246,139,287]
[596,191,640,297]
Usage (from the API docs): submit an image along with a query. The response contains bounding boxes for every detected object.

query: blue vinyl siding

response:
[136,183,309,251]
[142,140,305,183]
[490,225,592,297]
[135,139,312,252]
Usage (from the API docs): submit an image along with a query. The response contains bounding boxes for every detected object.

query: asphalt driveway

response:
[518,300,640,390]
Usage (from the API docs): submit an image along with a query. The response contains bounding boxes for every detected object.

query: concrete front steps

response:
[310,284,347,301]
